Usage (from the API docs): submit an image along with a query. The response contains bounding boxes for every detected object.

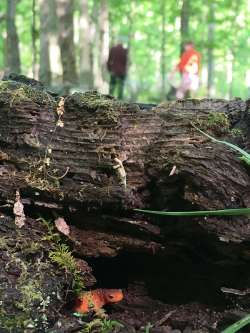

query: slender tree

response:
[32,0,38,79]
[161,0,167,99]
[79,0,93,89]
[207,0,215,97]
[6,0,21,74]
[38,0,51,86]
[92,0,109,92]
[56,0,77,86]
[48,0,62,83]
[91,1,100,89]
[180,0,190,54]
[99,0,109,82]
[227,0,242,98]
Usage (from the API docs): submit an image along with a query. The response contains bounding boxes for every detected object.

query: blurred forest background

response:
[0,0,250,102]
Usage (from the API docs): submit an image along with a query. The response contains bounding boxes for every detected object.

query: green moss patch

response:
[195,112,230,136]
[66,91,123,124]
[0,80,55,107]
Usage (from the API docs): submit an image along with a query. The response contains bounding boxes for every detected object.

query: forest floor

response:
[1,212,249,333]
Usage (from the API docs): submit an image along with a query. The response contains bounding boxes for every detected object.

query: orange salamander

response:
[74,288,123,314]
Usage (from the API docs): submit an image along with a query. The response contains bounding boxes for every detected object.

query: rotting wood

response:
[0,80,250,258]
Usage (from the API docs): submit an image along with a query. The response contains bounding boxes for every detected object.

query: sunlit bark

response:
[79,0,93,89]
[56,0,78,85]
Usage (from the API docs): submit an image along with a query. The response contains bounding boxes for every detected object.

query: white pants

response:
[176,72,199,99]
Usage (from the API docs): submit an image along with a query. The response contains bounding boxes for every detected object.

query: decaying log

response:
[0,80,250,258]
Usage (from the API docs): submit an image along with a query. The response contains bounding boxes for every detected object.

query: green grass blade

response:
[221,314,250,333]
[192,124,250,161]
[134,208,250,217]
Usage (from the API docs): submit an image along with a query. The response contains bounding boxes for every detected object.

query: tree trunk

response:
[31,0,38,79]
[207,0,215,97]
[92,0,109,92]
[226,50,234,99]
[6,0,21,74]
[99,0,109,84]
[160,0,167,99]
[56,0,77,86]
[79,0,93,89]
[48,0,62,83]
[180,0,190,54]
[39,0,51,86]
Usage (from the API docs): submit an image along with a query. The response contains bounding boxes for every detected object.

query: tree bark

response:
[39,0,51,86]
[31,0,38,79]
[47,0,62,83]
[180,0,190,54]
[0,80,250,259]
[56,0,77,86]
[78,0,93,89]
[6,0,21,74]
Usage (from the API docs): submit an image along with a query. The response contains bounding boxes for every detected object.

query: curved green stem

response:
[221,314,250,333]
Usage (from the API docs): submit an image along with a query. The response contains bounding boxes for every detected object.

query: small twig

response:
[221,287,250,296]
[153,310,176,328]
[169,165,177,176]
[47,167,70,180]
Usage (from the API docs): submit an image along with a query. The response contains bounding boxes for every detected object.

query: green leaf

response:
[192,124,250,164]
[134,208,250,217]
[221,314,250,333]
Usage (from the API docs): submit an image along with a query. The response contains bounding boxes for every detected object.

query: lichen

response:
[0,80,55,107]
[22,157,62,194]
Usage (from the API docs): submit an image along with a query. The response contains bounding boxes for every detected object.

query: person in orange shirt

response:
[171,41,201,99]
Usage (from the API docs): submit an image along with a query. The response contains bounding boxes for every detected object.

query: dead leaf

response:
[54,217,70,236]
[13,190,25,228]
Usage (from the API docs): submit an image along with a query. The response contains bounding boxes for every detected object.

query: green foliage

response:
[135,208,250,217]
[16,279,43,311]
[39,218,84,294]
[49,243,84,294]
[207,112,230,132]
[81,317,123,333]
[221,314,250,333]
[195,112,230,135]
[38,217,61,243]
[49,243,77,273]
[231,128,243,138]
[1,0,249,101]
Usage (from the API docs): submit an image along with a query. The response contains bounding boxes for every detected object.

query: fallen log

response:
[0,79,250,256]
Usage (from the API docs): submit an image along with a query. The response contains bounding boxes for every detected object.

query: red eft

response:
[74,288,123,314]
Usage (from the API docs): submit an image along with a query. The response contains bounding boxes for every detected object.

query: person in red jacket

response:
[172,41,201,99]
[107,43,128,100]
